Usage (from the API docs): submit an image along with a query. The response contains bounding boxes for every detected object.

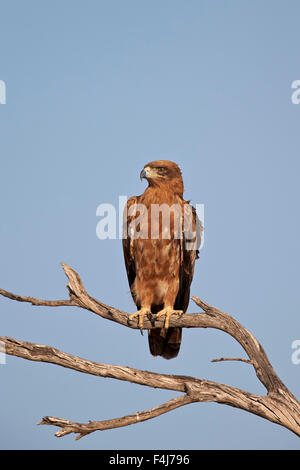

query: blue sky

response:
[0,0,300,449]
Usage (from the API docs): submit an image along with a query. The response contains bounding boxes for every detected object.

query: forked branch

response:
[0,263,299,439]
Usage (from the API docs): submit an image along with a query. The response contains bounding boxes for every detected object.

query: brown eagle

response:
[122,160,200,359]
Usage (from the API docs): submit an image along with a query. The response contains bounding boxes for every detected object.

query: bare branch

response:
[1,263,300,439]
[1,335,300,438]
[0,287,75,307]
[38,395,193,439]
[0,265,286,393]
[211,357,253,364]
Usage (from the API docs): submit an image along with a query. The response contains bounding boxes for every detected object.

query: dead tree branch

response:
[211,357,253,364]
[37,395,193,439]
[0,263,299,439]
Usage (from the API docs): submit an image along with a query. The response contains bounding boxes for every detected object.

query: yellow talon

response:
[128,307,151,330]
[155,307,183,330]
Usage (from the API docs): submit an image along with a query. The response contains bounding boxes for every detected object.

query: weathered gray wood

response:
[0,263,299,439]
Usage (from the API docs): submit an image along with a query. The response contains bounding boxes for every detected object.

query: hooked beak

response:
[140,168,147,181]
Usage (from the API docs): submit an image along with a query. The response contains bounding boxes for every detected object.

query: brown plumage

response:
[122,160,200,359]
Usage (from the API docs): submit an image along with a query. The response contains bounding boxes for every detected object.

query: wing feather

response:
[122,196,138,305]
[175,203,202,312]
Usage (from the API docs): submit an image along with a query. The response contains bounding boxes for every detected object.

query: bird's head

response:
[140,160,184,195]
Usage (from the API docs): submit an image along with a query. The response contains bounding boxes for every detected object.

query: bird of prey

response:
[122,160,200,359]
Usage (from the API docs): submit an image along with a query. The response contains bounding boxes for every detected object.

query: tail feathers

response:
[148,327,182,359]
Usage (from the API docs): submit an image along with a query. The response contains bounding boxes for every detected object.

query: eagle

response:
[122,160,200,359]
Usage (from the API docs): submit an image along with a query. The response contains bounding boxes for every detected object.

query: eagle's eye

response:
[157,167,166,173]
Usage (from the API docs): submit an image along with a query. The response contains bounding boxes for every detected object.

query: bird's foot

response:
[155,307,183,330]
[128,307,151,331]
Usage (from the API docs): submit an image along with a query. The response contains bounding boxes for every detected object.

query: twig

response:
[211,357,252,364]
